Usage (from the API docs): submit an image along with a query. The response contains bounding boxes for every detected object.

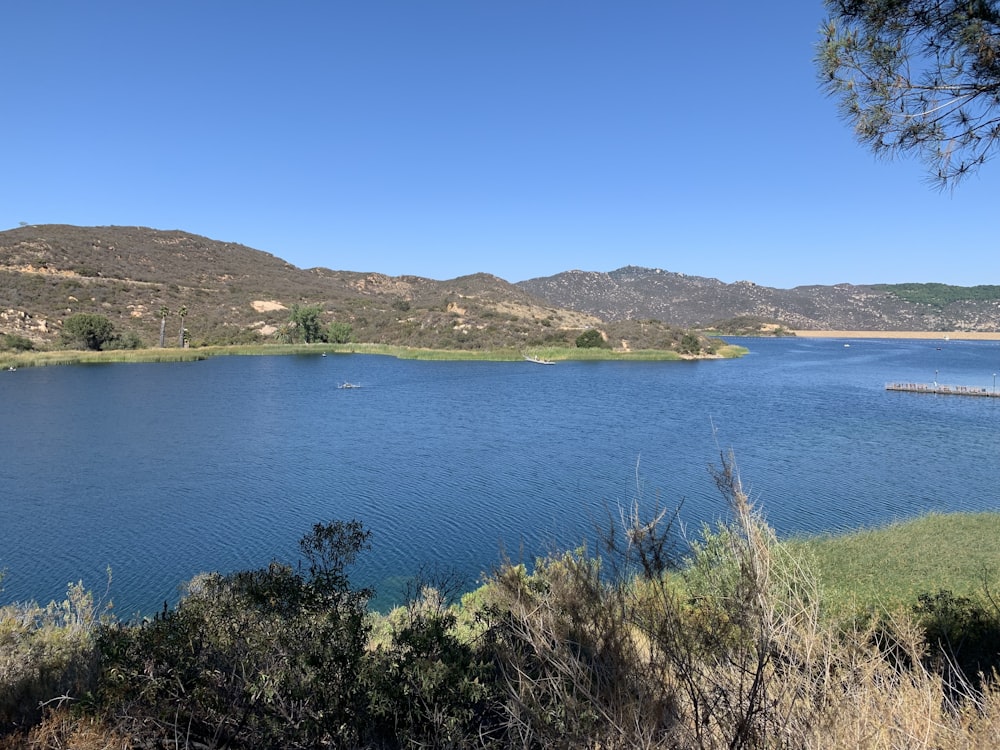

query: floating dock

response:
[886,382,999,398]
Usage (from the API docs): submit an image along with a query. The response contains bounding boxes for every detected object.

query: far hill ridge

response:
[0,225,681,352]
[516,266,1000,332]
[2,226,998,350]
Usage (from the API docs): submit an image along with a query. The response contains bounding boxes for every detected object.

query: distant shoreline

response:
[790,330,1000,341]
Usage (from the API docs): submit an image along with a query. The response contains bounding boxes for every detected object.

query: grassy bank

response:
[787,511,1000,615]
[1,344,344,368]
[1,342,748,368]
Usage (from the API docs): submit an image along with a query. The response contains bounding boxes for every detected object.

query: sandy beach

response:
[790,330,1000,341]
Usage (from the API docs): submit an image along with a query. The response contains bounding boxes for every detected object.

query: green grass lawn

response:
[787,512,1000,615]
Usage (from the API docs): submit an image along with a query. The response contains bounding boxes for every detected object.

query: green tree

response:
[288,304,325,344]
[327,320,353,344]
[157,306,169,348]
[575,328,607,348]
[679,332,702,355]
[0,333,34,352]
[105,330,143,350]
[818,0,1000,188]
[60,313,115,351]
[177,306,187,347]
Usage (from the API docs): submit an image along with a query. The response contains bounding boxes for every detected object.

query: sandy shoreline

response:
[790,330,1000,341]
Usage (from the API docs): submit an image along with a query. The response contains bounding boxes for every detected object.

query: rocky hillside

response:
[6,227,996,352]
[517,266,1000,332]
[0,226,695,352]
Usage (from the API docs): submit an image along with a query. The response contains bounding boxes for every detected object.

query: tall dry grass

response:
[477,452,1000,749]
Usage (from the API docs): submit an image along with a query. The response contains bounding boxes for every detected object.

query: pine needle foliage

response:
[818,0,1000,188]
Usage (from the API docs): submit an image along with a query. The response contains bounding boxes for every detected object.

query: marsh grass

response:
[1,348,211,368]
[338,344,692,361]
[470,464,1000,749]
[1,342,742,369]
[787,512,1000,616]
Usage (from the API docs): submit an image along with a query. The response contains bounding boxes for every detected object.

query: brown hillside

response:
[0,225,613,350]
[516,266,1000,332]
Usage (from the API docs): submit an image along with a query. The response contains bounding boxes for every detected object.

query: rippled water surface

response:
[2,338,999,615]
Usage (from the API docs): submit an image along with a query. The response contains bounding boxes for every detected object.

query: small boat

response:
[523,355,555,365]
[338,381,361,389]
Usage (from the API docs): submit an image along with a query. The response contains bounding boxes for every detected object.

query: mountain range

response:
[516,266,1000,331]
[2,225,998,350]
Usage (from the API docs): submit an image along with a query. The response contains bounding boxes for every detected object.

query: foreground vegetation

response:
[3,458,998,749]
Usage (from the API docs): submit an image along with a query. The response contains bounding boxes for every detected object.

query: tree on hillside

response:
[178,306,188,347]
[288,304,325,344]
[0,333,34,352]
[679,332,703,355]
[575,328,608,348]
[158,306,169,348]
[818,0,1000,188]
[327,321,353,344]
[60,313,115,351]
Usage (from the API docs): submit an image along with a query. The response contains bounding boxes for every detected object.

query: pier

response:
[886,382,999,398]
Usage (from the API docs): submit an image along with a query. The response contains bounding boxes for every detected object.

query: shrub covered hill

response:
[517,265,1000,333]
[0,224,698,353]
[4,225,999,352]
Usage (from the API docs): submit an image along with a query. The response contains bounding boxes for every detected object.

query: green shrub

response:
[575,328,607,348]
[327,321,354,344]
[0,582,104,732]
[97,521,374,749]
[364,586,502,747]
[103,331,143,350]
[0,334,34,352]
[59,313,115,351]
[912,589,1000,693]
[679,332,702,355]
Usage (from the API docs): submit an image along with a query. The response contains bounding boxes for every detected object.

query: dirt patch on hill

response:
[251,300,287,312]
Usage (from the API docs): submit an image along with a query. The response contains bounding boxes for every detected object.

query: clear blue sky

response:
[3,2,996,288]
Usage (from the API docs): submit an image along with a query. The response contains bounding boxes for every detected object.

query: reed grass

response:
[2,342,746,369]
[336,344,689,361]
[786,511,1000,616]
[1,349,211,368]
[714,343,749,358]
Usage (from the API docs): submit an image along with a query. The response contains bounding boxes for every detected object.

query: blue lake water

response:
[2,337,999,617]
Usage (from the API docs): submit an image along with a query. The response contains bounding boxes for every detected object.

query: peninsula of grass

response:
[786,511,1000,616]
[2,342,748,368]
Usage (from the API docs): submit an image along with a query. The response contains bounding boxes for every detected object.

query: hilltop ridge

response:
[3,225,998,350]
[0,225,686,352]
[516,266,1000,332]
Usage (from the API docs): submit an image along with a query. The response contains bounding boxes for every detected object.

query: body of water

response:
[2,337,998,616]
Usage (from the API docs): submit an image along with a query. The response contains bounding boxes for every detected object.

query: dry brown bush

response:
[0,709,131,750]
[475,453,1000,749]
